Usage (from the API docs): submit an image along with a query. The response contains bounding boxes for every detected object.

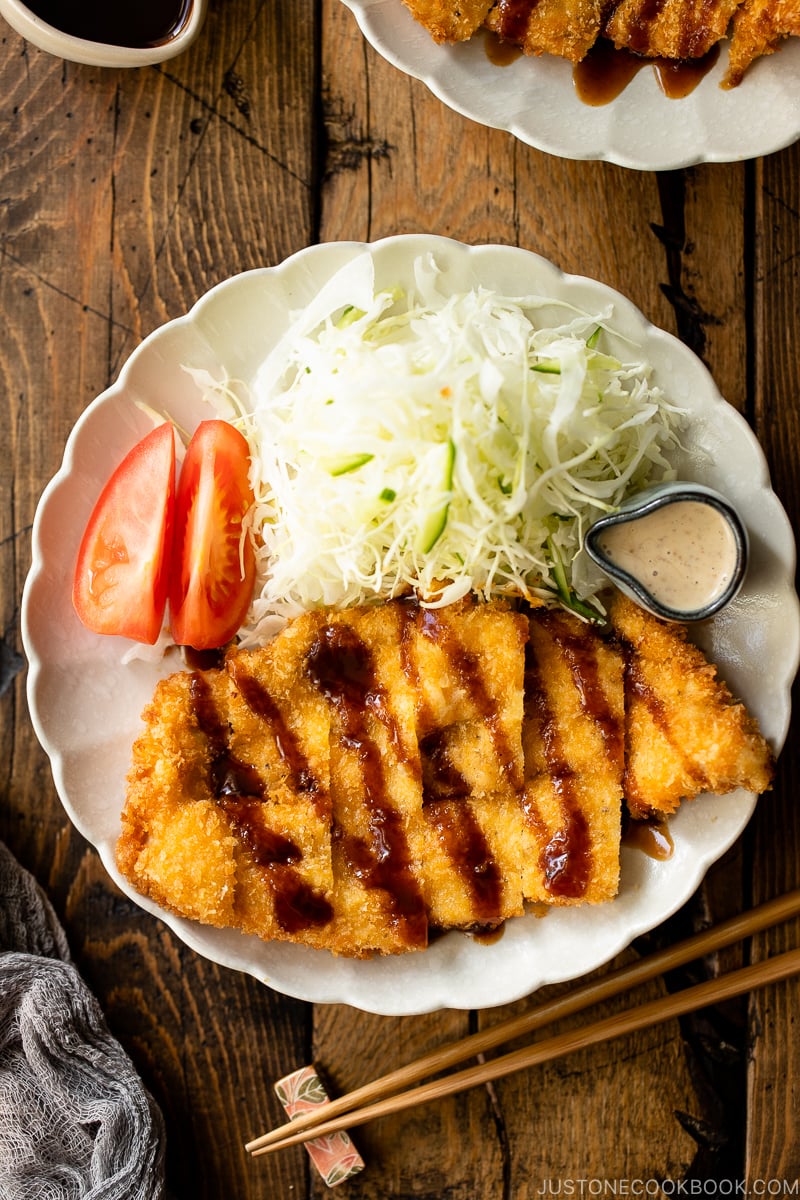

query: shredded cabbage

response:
[233,253,686,645]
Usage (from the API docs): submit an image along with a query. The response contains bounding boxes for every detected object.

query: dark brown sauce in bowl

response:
[24,0,193,47]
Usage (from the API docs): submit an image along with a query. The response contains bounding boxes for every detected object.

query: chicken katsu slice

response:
[219,615,338,948]
[724,0,800,85]
[608,593,774,820]
[401,597,529,797]
[414,793,527,929]
[400,0,495,41]
[398,598,530,930]
[119,668,241,927]
[118,612,338,948]
[520,608,625,905]
[485,0,605,63]
[604,0,744,58]
[317,600,530,947]
[118,596,533,956]
[306,602,430,955]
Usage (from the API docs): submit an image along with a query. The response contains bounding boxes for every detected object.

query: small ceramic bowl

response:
[0,0,208,67]
[584,481,749,622]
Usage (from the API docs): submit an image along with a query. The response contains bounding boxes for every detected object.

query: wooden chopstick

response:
[251,944,800,1156]
[246,887,800,1155]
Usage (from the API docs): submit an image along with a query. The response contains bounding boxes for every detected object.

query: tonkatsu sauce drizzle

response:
[417,606,522,788]
[484,33,523,66]
[420,730,470,800]
[524,648,592,898]
[306,625,427,944]
[190,673,333,933]
[495,0,539,43]
[399,601,507,921]
[424,797,505,921]
[545,612,624,766]
[419,729,505,920]
[622,814,675,860]
[228,662,324,807]
[573,39,720,105]
[618,644,710,810]
[483,12,720,106]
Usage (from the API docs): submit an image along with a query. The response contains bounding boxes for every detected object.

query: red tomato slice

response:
[169,420,256,650]
[72,422,176,644]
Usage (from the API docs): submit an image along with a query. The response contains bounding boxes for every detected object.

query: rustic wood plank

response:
[321,0,518,245]
[747,138,800,1186]
[103,0,317,369]
[311,1005,505,1198]
[497,978,697,1190]
[515,158,673,331]
[0,45,121,925]
[657,165,748,412]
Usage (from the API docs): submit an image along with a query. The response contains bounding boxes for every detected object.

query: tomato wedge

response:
[72,422,176,644]
[169,419,256,650]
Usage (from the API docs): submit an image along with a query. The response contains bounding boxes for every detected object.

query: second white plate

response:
[341,0,800,169]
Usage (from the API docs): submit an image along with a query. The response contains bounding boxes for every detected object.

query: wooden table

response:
[2,2,799,1195]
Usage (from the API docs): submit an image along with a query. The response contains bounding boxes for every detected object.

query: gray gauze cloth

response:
[0,840,166,1199]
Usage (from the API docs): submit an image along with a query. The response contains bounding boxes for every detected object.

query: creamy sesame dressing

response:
[596,500,739,614]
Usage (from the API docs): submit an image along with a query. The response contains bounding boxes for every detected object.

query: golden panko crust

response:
[117,595,773,957]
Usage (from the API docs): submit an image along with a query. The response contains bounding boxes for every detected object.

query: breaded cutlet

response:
[402,0,798,83]
[401,599,530,930]
[118,592,775,957]
[306,602,429,955]
[400,0,494,41]
[118,597,535,956]
[119,611,339,947]
[603,0,743,59]
[520,608,625,905]
[485,0,605,63]
[724,0,800,85]
[608,593,774,820]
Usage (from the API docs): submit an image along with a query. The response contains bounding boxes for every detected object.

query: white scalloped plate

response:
[341,0,800,169]
[22,236,799,1014]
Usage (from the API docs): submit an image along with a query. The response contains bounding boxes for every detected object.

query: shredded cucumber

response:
[236,253,686,643]
[414,438,456,554]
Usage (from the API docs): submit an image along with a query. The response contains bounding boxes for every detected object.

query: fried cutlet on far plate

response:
[603,0,744,58]
[608,593,774,820]
[485,0,605,63]
[724,0,800,85]
[520,608,625,905]
[400,0,494,41]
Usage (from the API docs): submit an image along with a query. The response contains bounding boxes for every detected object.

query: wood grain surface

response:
[1,2,798,1196]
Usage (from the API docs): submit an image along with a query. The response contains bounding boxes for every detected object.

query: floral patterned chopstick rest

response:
[274,1064,365,1187]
